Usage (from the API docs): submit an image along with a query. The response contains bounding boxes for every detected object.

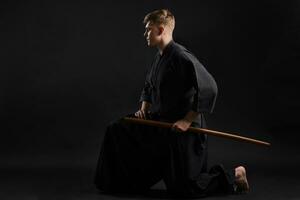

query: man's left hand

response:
[171,119,192,132]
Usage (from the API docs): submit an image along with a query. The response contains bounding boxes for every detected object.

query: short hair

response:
[143,9,175,31]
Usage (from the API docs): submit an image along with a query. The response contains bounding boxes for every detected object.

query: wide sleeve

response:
[184,56,218,114]
[139,66,153,103]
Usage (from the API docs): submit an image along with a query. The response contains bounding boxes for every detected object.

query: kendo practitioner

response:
[94,9,249,198]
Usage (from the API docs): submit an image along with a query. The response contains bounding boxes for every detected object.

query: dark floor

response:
[1,167,300,200]
[1,136,300,200]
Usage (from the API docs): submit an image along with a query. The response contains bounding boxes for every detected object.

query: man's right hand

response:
[134,109,149,119]
[135,101,152,119]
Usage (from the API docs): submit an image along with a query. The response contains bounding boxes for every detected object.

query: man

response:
[94,9,249,198]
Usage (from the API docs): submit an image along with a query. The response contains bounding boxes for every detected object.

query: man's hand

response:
[171,110,199,132]
[171,119,192,132]
[135,109,149,119]
[135,101,152,119]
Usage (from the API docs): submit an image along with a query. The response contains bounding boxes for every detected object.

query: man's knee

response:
[107,113,135,128]
[105,115,134,138]
[107,119,121,129]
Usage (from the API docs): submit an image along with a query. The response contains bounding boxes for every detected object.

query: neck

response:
[157,36,173,55]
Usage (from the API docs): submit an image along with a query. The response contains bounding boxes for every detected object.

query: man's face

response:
[144,21,161,47]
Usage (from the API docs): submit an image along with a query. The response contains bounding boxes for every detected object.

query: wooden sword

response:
[123,117,271,147]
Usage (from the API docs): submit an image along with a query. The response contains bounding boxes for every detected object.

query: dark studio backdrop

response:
[0,0,300,196]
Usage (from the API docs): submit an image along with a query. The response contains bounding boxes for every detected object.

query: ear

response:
[158,26,164,35]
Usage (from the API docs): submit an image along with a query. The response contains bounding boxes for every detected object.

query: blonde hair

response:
[143,9,175,31]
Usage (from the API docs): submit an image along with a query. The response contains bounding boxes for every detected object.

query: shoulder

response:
[171,42,201,66]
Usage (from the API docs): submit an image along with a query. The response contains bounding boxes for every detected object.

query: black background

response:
[0,0,299,199]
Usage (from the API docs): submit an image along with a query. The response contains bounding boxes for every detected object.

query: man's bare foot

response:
[234,166,249,194]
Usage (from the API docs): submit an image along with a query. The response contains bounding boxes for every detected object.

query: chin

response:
[147,42,155,47]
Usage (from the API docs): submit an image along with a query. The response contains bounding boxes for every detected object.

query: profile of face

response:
[144,21,163,47]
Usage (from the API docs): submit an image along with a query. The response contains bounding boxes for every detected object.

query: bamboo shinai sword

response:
[123,117,271,147]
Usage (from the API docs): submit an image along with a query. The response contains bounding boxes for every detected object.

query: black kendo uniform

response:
[94,40,236,198]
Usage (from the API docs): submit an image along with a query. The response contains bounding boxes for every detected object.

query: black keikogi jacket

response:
[140,40,218,123]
